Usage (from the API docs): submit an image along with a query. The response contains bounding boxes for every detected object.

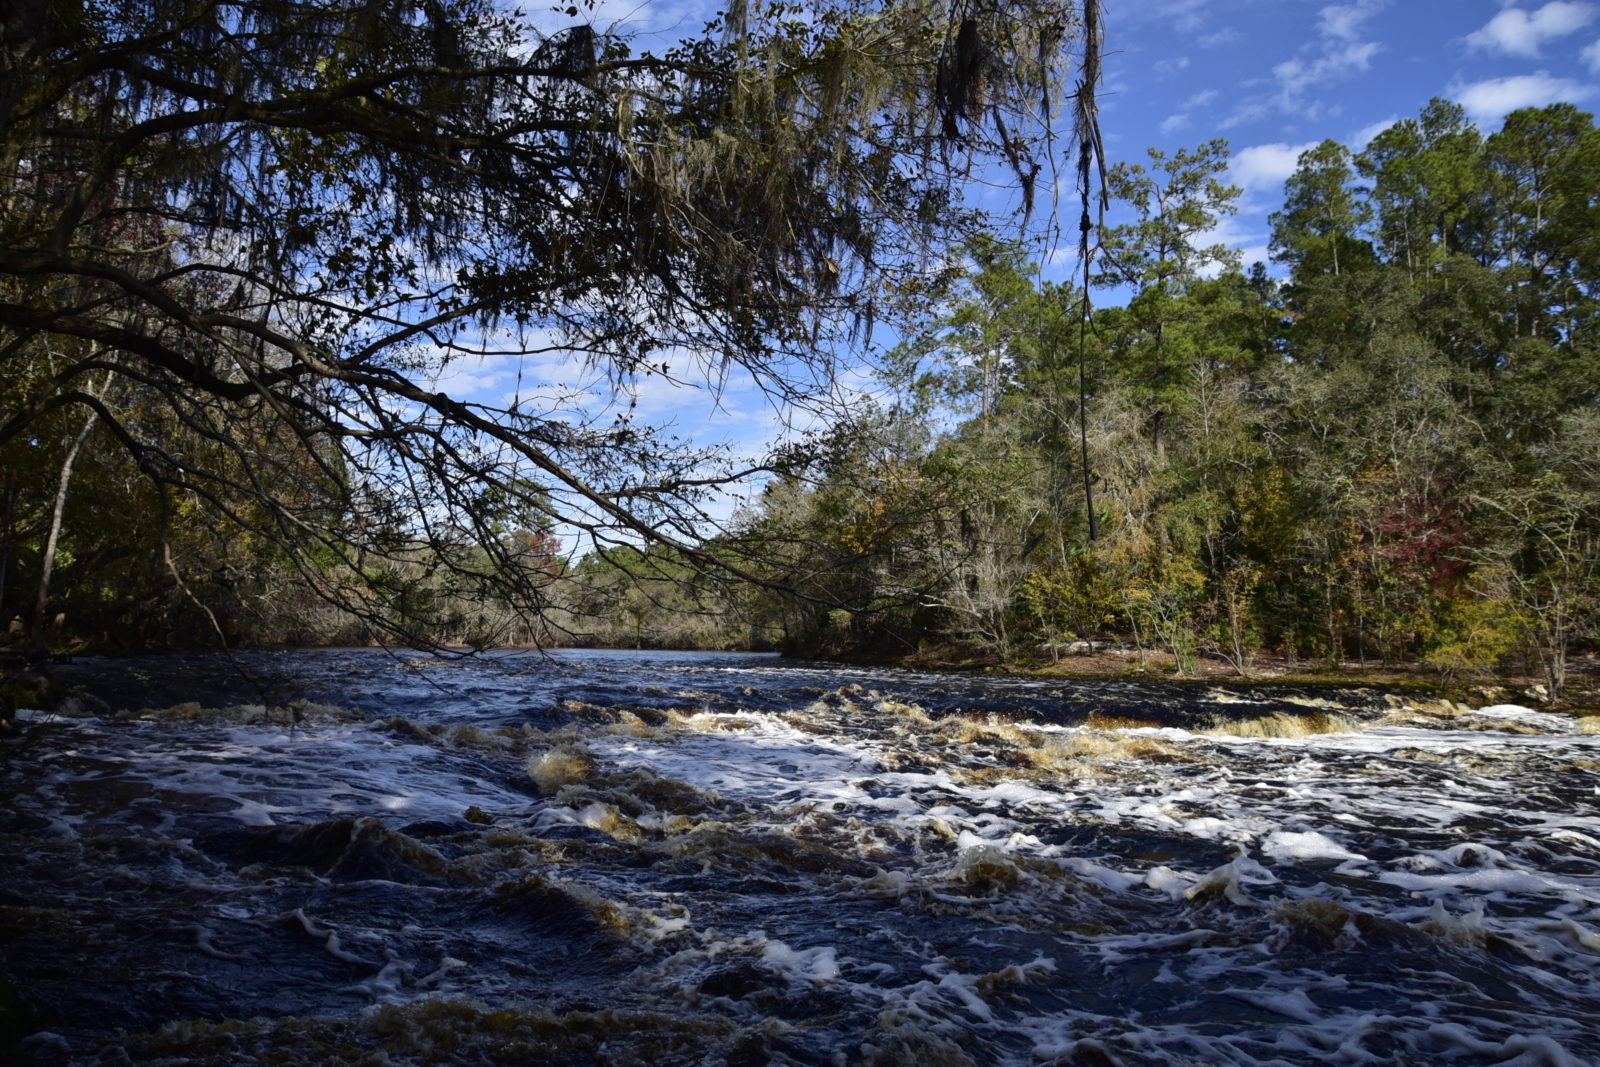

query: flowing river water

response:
[2,648,1598,1065]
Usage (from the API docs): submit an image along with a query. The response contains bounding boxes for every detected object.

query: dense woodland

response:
[1,3,1595,699]
[733,99,1600,697]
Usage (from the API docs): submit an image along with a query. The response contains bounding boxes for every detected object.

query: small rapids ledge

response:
[2,649,1597,1065]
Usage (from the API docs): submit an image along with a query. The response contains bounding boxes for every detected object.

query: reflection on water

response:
[2,649,1598,1064]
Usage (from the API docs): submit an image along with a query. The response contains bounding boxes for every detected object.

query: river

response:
[2,648,1597,1065]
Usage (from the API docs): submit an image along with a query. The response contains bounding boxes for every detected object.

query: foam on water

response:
[3,650,1598,1064]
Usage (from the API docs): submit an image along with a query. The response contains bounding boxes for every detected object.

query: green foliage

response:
[8,26,1598,683]
[1097,140,1243,451]
[739,103,1600,691]
[884,233,1043,423]
[1270,139,1374,281]
[1121,554,1206,674]
[1019,549,1119,650]
[1356,98,1483,274]
[1421,570,1525,679]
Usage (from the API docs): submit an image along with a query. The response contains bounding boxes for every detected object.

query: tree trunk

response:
[30,409,97,662]
[0,471,15,625]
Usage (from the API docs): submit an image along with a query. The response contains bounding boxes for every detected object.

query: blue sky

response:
[1105,0,1600,266]
[574,0,1600,271]
[444,1,1600,539]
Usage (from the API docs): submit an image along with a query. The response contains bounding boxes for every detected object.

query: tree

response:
[1480,103,1600,342]
[1100,141,1240,288]
[0,0,1097,650]
[1473,471,1598,698]
[889,233,1040,428]
[732,406,963,654]
[1270,139,1372,280]
[730,106,1600,682]
[1356,98,1483,277]
[1096,140,1241,452]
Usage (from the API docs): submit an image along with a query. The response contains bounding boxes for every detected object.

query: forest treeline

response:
[5,92,1598,697]
[728,97,1600,695]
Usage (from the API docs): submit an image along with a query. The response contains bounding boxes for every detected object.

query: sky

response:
[1104,0,1600,268]
[564,0,1600,273]
[441,1,1600,538]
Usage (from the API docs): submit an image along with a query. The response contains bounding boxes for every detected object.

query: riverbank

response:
[12,636,1599,721]
[859,643,1600,716]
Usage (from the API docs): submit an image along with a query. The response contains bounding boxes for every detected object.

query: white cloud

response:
[1454,71,1594,123]
[1198,28,1238,48]
[1158,89,1218,137]
[1583,36,1600,69]
[1218,100,1272,130]
[1350,116,1399,148]
[1273,40,1382,98]
[1233,243,1275,270]
[1466,2,1596,57]
[1237,0,1385,123]
[1195,215,1268,276]
[1120,0,1211,31]
[1230,141,1319,194]
[427,350,525,399]
[522,0,715,41]
[1319,0,1387,41]
[1160,0,1210,33]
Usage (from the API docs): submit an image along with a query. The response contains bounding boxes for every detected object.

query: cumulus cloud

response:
[427,350,527,400]
[1229,142,1318,194]
[1454,71,1594,123]
[1195,214,1270,275]
[1466,2,1595,58]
